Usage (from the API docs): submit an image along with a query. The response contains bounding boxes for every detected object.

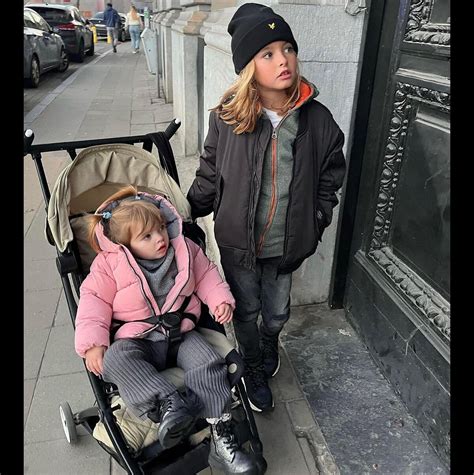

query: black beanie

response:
[228,3,298,75]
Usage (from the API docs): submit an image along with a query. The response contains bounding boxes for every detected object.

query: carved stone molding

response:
[369,247,450,340]
[368,82,450,340]
[404,0,450,46]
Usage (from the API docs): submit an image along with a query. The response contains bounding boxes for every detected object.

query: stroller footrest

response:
[144,440,210,475]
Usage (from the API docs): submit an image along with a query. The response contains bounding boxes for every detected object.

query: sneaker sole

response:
[158,414,197,449]
[241,379,274,413]
[208,452,259,475]
[270,355,281,378]
[264,355,281,379]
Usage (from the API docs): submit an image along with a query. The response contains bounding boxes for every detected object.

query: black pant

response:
[222,257,292,365]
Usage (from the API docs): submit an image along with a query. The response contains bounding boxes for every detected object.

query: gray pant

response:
[106,26,118,47]
[222,257,292,365]
[102,331,231,419]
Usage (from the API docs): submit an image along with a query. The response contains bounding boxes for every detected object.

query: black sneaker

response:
[242,363,274,412]
[261,337,280,379]
[208,419,258,475]
[148,391,201,449]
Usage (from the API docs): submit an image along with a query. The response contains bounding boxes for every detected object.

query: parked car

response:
[119,13,132,41]
[26,3,94,62]
[24,7,69,88]
[89,11,130,42]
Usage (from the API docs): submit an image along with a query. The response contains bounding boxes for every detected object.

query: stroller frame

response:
[24,120,267,475]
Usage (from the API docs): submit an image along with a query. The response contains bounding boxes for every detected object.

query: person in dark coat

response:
[187,3,346,413]
[103,2,120,52]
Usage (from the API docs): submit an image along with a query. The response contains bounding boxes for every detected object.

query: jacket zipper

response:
[256,129,278,255]
[122,247,157,317]
[256,111,291,255]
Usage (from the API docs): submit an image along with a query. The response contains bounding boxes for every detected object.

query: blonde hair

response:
[211,59,302,134]
[86,185,165,253]
[129,5,139,21]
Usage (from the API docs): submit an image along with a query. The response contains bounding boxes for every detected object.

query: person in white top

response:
[125,5,143,53]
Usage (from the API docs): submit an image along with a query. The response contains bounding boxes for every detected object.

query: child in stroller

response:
[75,184,258,475]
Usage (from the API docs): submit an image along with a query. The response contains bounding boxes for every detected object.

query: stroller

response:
[24,120,267,475]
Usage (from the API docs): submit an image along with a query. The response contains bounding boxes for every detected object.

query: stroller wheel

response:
[59,402,78,444]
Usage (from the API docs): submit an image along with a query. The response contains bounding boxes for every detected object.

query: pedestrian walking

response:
[74,185,258,474]
[103,2,120,53]
[187,3,346,413]
[125,5,143,53]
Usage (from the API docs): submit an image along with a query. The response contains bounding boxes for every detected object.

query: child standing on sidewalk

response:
[75,185,257,475]
[187,3,346,413]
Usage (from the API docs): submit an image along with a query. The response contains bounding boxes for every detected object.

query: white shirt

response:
[263,107,283,129]
[125,12,143,28]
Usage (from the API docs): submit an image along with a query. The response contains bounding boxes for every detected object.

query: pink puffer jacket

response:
[74,193,235,358]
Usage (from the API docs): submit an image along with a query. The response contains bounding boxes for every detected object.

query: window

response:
[30,7,72,25]
[24,11,36,29]
[71,7,84,23]
[30,10,50,32]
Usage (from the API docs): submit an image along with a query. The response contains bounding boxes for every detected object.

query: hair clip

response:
[102,211,112,220]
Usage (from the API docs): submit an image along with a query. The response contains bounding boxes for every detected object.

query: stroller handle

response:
[24,129,35,156]
[164,118,181,140]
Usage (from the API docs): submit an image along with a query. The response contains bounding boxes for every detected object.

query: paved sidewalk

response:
[24,44,335,474]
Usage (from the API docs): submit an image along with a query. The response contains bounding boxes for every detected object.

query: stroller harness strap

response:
[111,295,195,366]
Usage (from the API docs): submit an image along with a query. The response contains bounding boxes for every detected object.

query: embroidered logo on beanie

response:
[228,3,298,75]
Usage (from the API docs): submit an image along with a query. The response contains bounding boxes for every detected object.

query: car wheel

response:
[121,29,126,42]
[76,40,85,63]
[57,48,69,72]
[27,56,40,88]
[86,39,94,56]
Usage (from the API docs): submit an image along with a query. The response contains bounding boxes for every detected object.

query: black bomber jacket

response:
[187,83,346,274]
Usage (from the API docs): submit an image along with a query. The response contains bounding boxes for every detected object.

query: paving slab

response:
[25,436,110,474]
[25,371,97,444]
[24,258,62,292]
[253,402,313,475]
[24,379,36,427]
[24,328,51,380]
[54,289,71,327]
[24,209,57,262]
[39,324,84,377]
[24,288,62,332]
[281,304,447,474]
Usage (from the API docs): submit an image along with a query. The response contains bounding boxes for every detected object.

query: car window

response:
[92,12,104,20]
[71,8,83,23]
[30,9,51,32]
[24,11,37,29]
[30,7,72,24]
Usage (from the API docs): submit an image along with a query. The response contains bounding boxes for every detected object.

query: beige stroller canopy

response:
[47,143,192,270]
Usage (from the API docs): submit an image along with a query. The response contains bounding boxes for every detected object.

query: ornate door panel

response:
[344,0,450,465]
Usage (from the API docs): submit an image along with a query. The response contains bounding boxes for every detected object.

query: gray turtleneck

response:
[136,246,178,310]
